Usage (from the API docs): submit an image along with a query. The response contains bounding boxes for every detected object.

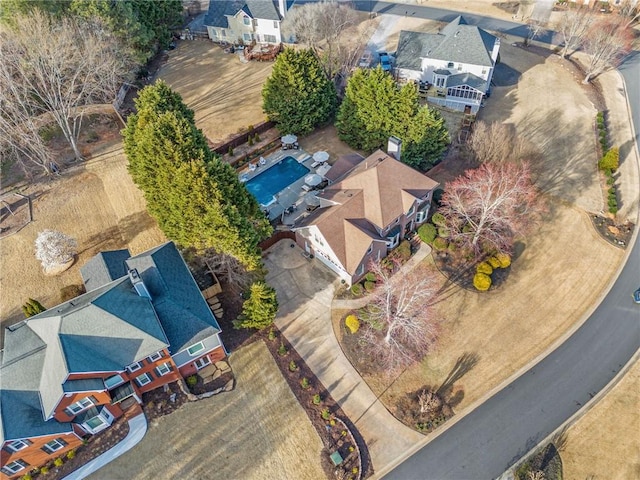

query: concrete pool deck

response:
[239,148,331,222]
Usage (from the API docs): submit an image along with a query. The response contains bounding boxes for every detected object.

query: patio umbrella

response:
[304,192,320,207]
[305,174,322,187]
[281,134,298,145]
[312,151,329,163]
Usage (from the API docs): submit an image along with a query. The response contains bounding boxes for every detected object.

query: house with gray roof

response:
[203,0,294,45]
[395,16,500,114]
[1,242,226,479]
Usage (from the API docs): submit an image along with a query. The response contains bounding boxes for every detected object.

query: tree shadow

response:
[436,352,480,399]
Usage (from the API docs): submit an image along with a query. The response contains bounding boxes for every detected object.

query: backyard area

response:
[90,341,326,480]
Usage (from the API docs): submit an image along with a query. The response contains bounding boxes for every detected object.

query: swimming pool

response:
[245,156,310,206]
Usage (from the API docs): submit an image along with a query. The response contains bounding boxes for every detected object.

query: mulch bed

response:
[262,327,373,480]
[142,381,190,422]
[432,250,511,292]
[47,416,129,480]
[589,214,635,249]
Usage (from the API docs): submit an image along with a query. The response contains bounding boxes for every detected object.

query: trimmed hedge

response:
[432,237,448,250]
[476,261,493,275]
[473,272,492,291]
[431,212,446,226]
[417,223,437,244]
[599,147,619,171]
[495,252,511,268]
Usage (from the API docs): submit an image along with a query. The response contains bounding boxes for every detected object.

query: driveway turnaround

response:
[63,413,147,480]
[265,240,424,473]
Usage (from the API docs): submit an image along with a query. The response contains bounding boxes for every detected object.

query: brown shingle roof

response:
[297,151,438,275]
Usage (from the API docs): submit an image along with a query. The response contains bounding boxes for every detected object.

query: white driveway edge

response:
[62,413,148,480]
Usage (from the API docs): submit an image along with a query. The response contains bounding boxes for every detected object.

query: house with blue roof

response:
[1,242,226,479]
[203,0,294,45]
[395,16,500,114]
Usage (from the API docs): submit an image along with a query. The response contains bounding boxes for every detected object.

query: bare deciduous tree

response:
[202,250,256,294]
[617,0,640,28]
[554,8,595,59]
[282,1,370,80]
[418,389,442,414]
[360,260,439,373]
[439,162,543,256]
[466,121,531,165]
[582,18,633,84]
[0,11,132,162]
[35,230,77,272]
[524,18,548,46]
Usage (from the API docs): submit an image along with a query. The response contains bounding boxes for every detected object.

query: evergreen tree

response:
[123,82,272,271]
[336,67,449,170]
[262,48,337,135]
[22,298,47,318]
[234,281,279,330]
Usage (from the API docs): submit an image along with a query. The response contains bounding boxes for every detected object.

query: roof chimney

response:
[387,136,402,161]
[128,268,152,300]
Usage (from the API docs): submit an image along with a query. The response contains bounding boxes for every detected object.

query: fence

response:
[211,120,276,154]
[259,230,295,252]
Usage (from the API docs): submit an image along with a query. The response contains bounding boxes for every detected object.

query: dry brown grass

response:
[0,143,165,334]
[157,40,274,145]
[90,341,325,480]
[561,359,640,480]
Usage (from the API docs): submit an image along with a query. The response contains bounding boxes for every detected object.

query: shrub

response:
[40,467,49,475]
[487,256,501,269]
[66,450,76,459]
[321,408,331,420]
[254,133,261,142]
[186,375,197,387]
[606,176,615,186]
[437,226,450,238]
[599,147,619,171]
[20,475,32,480]
[431,212,446,226]
[268,328,277,341]
[350,283,363,296]
[447,242,457,253]
[228,146,234,156]
[417,223,437,244]
[395,240,412,261]
[473,272,492,291]
[312,393,321,405]
[289,360,298,371]
[432,237,448,250]
[54,458,64,467]
[277,342,288,356]
[495,252,511,268]
[364,281,376,292]
[345,314,360,334]
[248,135,254,146]
[300,377,310,389]
[596,111,604,122]
[364,272,377,282]
[476,262,493,275]
[609,204,618,214]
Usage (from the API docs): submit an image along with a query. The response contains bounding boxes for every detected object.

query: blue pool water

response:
[245,156,310,206]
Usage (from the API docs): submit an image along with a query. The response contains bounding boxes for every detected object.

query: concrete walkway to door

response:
[264,240,423,474]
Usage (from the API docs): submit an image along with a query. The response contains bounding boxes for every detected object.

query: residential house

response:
[203,0,293,45]
[1,242,226,479]
[293,148,439,286]
[395,16,500,114]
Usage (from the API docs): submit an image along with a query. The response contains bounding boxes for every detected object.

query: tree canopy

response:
[234,281,279,330]
[124,81,272,271]
[262,48,337,135]
[336,68,449,170]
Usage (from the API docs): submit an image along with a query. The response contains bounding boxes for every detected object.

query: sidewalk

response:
[264,240,424,474]
[62,413,147,480]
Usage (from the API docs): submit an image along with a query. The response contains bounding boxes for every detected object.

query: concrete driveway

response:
[264,240,423,474]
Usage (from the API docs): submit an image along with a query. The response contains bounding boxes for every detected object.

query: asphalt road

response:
[333,3,640,479]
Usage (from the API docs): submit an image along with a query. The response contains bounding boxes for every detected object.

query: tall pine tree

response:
[336,67,449,170]
[262,48,337,135]
[124,82,272,271]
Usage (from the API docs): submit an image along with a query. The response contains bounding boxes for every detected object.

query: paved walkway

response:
[264,240,424,474]
[62,413,147,480]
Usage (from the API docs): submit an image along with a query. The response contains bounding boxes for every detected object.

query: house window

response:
[243,33,252,42]
[210,29,217,38]
[126,361,143,373]
[407,205,415,216]
[195,356,211,370]
[65,396,94,415]
[274,21,278,28]
[415,210,426,223]
[187,342,205,356]
[366,244,373,254]
[82,407,114,435]
[243,16,251,25]
[135,372,153,387]
[357,264,365,275]
[42,438,67,454]
[7,440,31,452]
[1,460,28,475]
[155,362,172,376]
[221,29,226,37]
[104,374,125,390]
[264,34,277,43]
[458,64,462,71]
[447,62,454,68]
[147,352,163,362]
